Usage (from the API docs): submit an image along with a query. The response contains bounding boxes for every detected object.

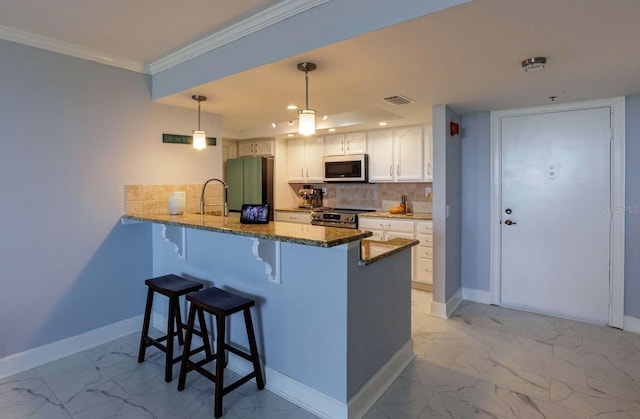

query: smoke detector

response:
[522,57,546,72]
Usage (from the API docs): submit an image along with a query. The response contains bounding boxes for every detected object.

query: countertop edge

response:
[122,214,372,248]
[360,238,420,266]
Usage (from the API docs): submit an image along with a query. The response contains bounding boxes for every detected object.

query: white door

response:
[500,107,611,323]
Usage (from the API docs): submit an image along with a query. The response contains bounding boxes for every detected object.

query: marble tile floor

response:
[2,291,639,418]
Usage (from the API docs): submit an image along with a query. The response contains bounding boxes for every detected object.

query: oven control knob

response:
[347,215,354,221]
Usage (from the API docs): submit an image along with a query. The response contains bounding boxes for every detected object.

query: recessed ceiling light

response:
[287,105,298,110]
[287,133,294,137]
[288,120,295,126]
[379,121,388,126]
[328,128,336,132]
[271,122,277,128]
[322,115,328,120]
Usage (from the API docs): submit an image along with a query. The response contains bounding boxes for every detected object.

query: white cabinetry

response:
[275,211,311,224]
[367,126,424,182]
[238,138,274,157]
[325,132,367,156]
[423,124,433,181]
[287,137,324,183]
[359,216,433,289]
[415,221,433,289]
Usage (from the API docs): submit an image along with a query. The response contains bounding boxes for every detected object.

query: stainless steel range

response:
[310,208,373,229]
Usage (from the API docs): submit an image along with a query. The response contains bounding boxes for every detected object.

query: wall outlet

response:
[322,187,327,195]
[425,186,432,196]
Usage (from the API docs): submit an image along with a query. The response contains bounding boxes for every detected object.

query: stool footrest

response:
[225,344,254,362]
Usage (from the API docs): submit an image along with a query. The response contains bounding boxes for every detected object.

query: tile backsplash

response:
[290,182,433,213]
[125,184,224,215]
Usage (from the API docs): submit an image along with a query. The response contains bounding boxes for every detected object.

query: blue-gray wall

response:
[0,40,222,359]
[460,112,491,291]
[433,105,462,304]
[625,96,640,318]
[459,101,640,317]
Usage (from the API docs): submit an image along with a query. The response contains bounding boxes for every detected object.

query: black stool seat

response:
[178,287,264,418]
[138,274,210,383]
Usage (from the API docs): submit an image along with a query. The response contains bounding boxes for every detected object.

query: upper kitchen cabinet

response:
[367,126,424,182]
[237,138,274,157]
[287,136,324,183]
[324,132,367,156]
[423,124,433,182]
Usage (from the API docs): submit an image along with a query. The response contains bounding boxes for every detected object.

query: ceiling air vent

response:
[382,95,413,106]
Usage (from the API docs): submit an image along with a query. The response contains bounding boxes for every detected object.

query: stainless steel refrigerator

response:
[226,156,274,220]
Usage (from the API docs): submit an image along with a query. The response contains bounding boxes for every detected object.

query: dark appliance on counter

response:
[226,156,274,220]
[298,184,323,208]
[323,154,368,182]
[310,208,374,229]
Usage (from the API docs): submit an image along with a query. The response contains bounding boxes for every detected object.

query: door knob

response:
[504,219,517,226]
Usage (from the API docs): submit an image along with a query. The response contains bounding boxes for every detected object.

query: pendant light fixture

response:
[297,62,317,136]
[192,94,207,150]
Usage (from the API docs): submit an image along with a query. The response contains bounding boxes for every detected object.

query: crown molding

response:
[0,24,148,74]
[149,0,330,75]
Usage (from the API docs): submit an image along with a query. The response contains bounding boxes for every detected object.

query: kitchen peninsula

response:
[122,212,417,419]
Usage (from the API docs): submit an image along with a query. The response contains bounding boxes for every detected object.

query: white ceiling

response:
[2,0,640,139]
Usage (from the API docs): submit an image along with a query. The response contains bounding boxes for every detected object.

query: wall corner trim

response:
[430,288,463,318]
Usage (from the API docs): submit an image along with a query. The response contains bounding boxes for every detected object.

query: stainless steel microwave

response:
[323,154,368,182]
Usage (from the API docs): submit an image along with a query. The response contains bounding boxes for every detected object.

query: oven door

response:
[323,154,367,182]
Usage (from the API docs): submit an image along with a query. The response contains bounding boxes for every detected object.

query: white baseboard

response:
[430,288,463,318]
[462,287,492,305]
[225,339,415,419]
[624,315,640,334]
[0,315,142,380]
[347,340,415,419]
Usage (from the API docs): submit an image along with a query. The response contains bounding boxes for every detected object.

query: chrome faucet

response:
[200,178,229,217]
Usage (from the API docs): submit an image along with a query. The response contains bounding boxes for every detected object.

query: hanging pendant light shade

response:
[297,62,317,136]
[192,95,207,150]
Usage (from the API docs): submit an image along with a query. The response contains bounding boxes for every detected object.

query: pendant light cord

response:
[305,70,309,110]
[198,100,201,130]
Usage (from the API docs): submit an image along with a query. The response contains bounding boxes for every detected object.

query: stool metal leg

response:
[177,304,197,391]
[214,315,226,418]
[138,288,154,363]
[244,308,265,390]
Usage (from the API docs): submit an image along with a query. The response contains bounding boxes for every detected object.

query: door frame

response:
[489,97,625,328]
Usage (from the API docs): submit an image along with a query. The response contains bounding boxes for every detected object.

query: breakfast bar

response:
[122,212,417,419]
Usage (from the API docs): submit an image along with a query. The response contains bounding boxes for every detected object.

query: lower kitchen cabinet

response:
[359,217,433,290]
[274,211,311,224]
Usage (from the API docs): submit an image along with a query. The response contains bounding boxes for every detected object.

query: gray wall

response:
[0,40,222,358]
[433,105,463,303]
[459,100,640,317]
[460,112,491,291]
[625,96,640,318]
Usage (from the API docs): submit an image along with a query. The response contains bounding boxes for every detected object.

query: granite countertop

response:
[360,238,420,265]
[122,212,371,248]
[359,212,433,220]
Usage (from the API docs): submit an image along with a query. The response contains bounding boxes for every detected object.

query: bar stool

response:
[177,287,265,418]
[138,274,211,382]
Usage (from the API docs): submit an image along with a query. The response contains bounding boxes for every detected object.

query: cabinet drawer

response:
[359,217,414,233]
[418,247,433,259]
[417,234,433,247]
[275,212,311,224]
[415,258,433,284]
[416,221,433,235]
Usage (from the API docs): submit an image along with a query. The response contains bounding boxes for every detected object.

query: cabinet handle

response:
[389,165,393,176]
[346,140,350,151]
[427,162,431,175]
[397,164,400,176]
[341,141,344,152]
[306,168,309,177]
[252,144,256,153]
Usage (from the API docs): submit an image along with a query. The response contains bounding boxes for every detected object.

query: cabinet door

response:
[287,138,306,182]
[324,134,345,156]
[305,137,325,182]
[344,132,367,155]
[367,129,394,182]
[394,126,424,182]
[237,141,255,157]
[254,139,274,156]
[423,124,433,181]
